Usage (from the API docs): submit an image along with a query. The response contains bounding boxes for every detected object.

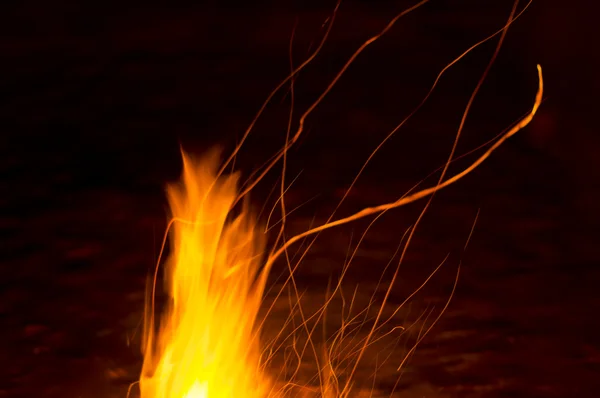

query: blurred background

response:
[1,0,598,397]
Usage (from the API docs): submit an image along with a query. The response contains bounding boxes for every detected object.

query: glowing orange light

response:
[140,151,274,398]
[133,1,543,396]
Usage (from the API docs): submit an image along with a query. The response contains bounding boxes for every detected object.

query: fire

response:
[140,150,273,398]
[132,1,544,397]
[135,82,544,397]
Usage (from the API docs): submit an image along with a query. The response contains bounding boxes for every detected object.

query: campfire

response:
[131,1,542,397]
[139,149,271,398]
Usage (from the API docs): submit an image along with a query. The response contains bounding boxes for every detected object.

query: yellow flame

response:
[140,150,272,398]
[132,0,545,393]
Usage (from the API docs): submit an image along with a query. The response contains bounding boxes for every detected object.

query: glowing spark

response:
[133,0,542,396]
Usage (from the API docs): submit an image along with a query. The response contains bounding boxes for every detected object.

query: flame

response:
[134,59,544,396]
[140,150,273,398]
[131,1,545,394]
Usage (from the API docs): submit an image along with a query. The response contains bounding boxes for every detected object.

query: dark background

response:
[1,0,598,397]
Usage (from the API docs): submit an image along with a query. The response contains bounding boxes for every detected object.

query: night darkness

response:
[1,0,599,397]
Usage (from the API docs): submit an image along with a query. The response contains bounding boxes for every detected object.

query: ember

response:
[134,2,542,397]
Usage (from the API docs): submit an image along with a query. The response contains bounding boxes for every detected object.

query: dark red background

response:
[1,0,598,397]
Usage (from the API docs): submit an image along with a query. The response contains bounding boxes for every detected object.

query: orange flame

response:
[136,59,543,396]
[133,1,544,395]
[140,150,273,398]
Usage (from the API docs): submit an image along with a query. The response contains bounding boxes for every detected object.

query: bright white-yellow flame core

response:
[140,150,272,398]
